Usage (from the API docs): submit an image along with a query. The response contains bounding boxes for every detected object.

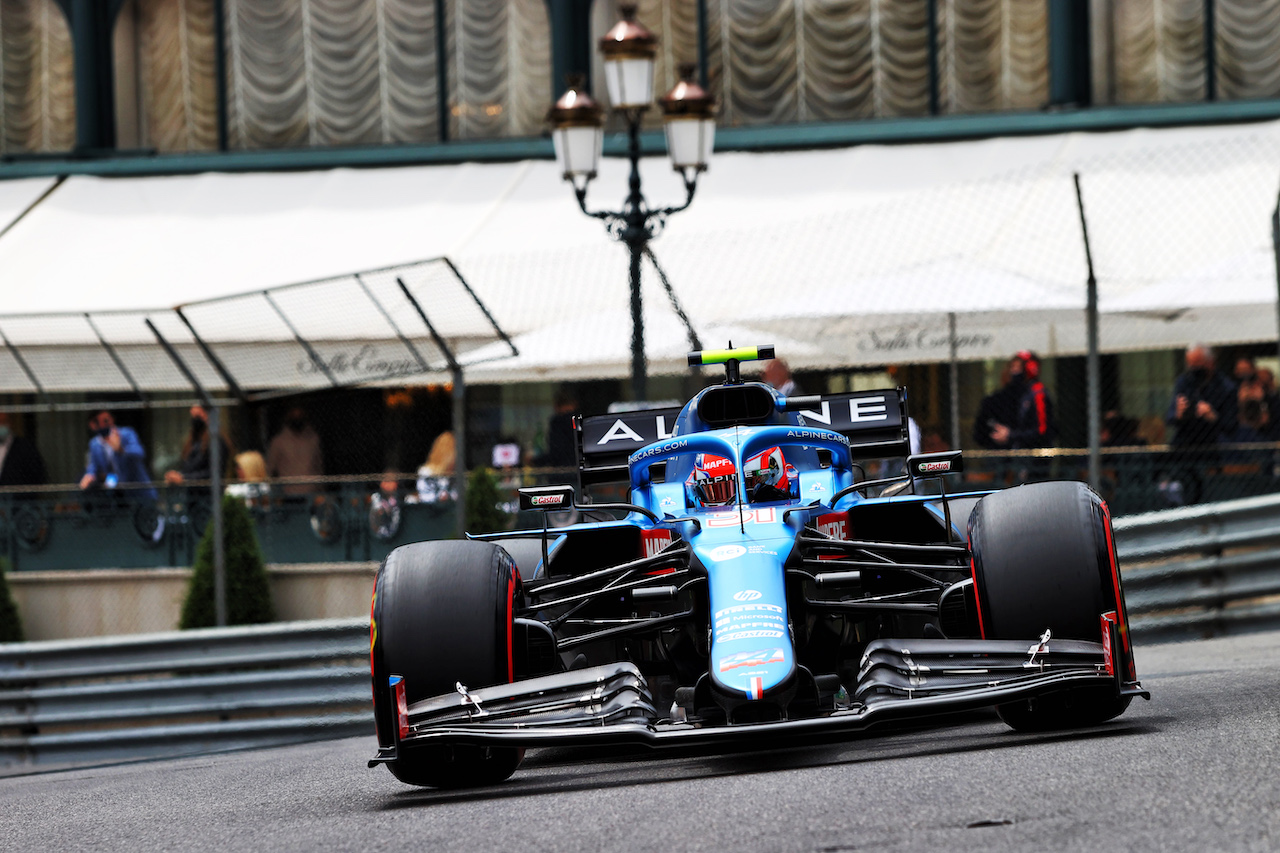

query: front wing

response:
[370,631,1149,765]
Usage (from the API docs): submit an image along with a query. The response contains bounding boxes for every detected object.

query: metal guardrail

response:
[1114,492,1280,643]
[4,493,1280,769]
[0,619,370,769]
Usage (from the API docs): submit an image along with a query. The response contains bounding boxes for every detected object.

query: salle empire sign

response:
[858,325,994,356]
[296,345,423,379]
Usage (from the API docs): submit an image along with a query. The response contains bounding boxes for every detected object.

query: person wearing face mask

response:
[266,406,324,496]
[1159,345,1237,506]
[164,405,232,486]
[1167,345,1237,448]
[79,410,157,501]
[0,412,47,489]
[984,351,1057,450]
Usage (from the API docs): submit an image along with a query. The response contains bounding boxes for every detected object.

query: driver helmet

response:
[688,453,737,507]
[744,446,794,503]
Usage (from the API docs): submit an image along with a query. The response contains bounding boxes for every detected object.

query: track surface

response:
[3,632,1279,852]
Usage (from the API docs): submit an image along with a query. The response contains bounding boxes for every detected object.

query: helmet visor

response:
[696,473,737,506]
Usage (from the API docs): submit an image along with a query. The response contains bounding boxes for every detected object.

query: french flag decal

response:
[746,676,764,701]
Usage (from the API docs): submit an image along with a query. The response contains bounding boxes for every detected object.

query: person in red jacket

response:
[985,351,1057,450]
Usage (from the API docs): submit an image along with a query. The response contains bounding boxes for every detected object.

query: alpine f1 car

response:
[369,345,1148,788]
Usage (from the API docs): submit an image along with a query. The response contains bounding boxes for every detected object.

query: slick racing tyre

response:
[967,481,1132,732]
[370,540,523,787]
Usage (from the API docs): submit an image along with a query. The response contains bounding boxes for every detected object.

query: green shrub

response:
[0,558,23,643]
[180,494,275,629]
[465,467,508,535]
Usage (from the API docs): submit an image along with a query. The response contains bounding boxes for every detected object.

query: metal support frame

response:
[145,319,226,627]
[947,312,960,451]
[574,114,698,401]
[396,278,468,537]
[353,273,432,374]
[1074,173,1101,491]
[174,308,248,403]
[0,326,50,406]
[263,291,341,387]
[85,314,148,404]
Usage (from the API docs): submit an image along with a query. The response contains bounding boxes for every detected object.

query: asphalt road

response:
[3,631,1279,853]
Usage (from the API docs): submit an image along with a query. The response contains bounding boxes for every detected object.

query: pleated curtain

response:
[4,0,1280,155]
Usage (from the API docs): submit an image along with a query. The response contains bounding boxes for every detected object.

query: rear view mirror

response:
[518,485,576,512]
[908,451,963,477]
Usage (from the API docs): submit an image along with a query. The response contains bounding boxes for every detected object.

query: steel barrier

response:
[0,618,370,769]
[1115,492,1280,643]
[3,492,1280,769]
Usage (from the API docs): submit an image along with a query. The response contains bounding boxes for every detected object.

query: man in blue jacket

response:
[78,410,157,502]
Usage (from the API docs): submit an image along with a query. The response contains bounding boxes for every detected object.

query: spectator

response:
[538,389,578,469]
[416,431,457,504]
[267,406,324,495]
[971,363,1020,449]
[1166,345,1236,447]
[1161,345,1237,505]
[369,471,402,540]
[1256,368,1280,440]
[226,450,270,507]
[980,351,1057,450]
[762,358,801,396]
[78,410,157,501]
[1235,372,1271,442]
[164,405,231,485]
[0,412,47,488]
[1234,356,1257,385]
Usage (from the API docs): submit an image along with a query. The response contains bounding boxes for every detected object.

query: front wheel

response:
[370,540,523,787]
[968,481,1133,731]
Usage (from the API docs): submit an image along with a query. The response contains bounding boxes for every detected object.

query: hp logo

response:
[733,589,762,602]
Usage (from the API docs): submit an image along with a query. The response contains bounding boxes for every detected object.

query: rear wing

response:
[575,407,685,487]
[575,388,910,488]
[784,387,909,458]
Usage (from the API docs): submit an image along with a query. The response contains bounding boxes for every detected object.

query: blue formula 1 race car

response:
[368,345,1148,788]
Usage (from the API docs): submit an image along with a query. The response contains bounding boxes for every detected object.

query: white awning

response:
[0,176,57,234]
[2,118,1279,388]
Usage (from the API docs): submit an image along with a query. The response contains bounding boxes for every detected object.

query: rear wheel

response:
[370,540,523,787]
[968,481,1132,731]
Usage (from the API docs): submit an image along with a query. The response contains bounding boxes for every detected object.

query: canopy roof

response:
[1,119,1278,388]
[0,259,515,400]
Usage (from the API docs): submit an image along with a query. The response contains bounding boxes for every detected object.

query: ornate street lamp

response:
[548,4,715,401]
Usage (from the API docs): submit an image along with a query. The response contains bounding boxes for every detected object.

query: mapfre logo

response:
[733,589,763,602]
[918,460,951,473]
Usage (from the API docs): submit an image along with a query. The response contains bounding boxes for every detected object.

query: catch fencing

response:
[4,493,1280,769]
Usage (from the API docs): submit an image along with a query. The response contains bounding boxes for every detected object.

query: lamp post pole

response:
[550,4,715,402]
[623,116,648,401]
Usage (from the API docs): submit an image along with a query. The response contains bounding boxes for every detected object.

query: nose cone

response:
[696,515,796,710]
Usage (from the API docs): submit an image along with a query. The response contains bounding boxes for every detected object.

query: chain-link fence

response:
[7,130,1280,639]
